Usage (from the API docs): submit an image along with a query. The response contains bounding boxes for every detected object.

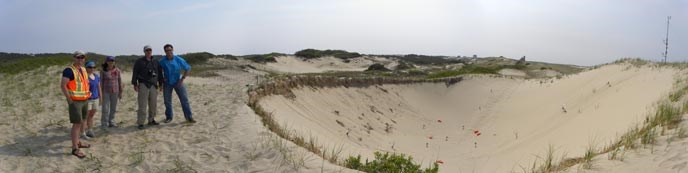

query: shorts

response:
[68,101,88,123]
[87,99,98,110]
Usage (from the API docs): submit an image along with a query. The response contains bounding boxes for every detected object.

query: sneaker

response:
[164,118,172,123]
[137,125,145,130]
[148,120,159,126]
[187,119,196,123]
[81,133,91,140]
[85,130,95,138]
[109,123,118,128]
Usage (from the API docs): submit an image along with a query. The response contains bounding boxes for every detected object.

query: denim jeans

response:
[101,92,118,127]
[163,83,192,120]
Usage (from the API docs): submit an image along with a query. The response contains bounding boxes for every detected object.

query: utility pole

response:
[663,16,671,63]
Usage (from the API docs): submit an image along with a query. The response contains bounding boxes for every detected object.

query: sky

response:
[0,0,686,66]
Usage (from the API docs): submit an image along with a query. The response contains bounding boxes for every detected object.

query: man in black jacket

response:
[132,45,163,129]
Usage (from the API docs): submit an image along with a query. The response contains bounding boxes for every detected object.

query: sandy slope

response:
[563,122,688,173]
[0,65,352,172]
[258,64,679,172]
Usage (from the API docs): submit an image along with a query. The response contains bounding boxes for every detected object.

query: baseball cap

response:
[74,50,86,57]
[85,61,96,68]
[144,45,152,51]
[106,56,116,61]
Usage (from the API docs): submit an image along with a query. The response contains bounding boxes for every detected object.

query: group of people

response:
[60,44,195,158]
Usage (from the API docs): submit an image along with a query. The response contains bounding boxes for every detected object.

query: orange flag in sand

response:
[473,130,481,136]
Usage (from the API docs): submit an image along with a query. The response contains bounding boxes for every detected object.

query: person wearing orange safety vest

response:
[61,51,92,159]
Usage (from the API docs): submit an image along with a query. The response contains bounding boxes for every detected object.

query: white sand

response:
[497,68,527,77]
[0,64,352,172]
[258,64,680,172]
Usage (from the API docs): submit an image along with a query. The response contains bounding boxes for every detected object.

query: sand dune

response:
[258,64,680,172]
[0,65,351,172]
[1,60,686,172]
[264,56,397,73]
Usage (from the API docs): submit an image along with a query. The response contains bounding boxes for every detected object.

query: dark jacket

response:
[131,56,163,88]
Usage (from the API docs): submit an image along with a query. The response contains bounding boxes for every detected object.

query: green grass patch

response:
[344,152,439,173]
[427,64,500,78]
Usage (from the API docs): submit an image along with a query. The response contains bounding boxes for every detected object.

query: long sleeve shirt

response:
[131,56,163,87]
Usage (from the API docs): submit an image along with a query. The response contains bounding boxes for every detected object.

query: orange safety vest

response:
[66,65,91,101]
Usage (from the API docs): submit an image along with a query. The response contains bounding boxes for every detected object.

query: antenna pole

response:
[663,16,671,63]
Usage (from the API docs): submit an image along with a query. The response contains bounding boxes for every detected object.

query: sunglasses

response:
[75,56,86,59]
[145,49,152,52]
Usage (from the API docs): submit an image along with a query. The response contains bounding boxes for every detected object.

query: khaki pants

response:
[137,84,158,125]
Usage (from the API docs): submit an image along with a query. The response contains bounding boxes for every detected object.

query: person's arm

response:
[178,57,191,87]
[118,69,123,99]
[181,57,191,78]
[98,76,103,105]
[61,77,72,104]
[132,60,139,92]
[160,60,167,85]
[157,61,163,87]
[100,71,105,95]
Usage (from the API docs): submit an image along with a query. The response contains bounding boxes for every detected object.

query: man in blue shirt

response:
[159,44,195,123]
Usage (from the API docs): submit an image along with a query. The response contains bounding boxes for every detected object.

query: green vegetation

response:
[182,52,214,64]
[344,152,439,173]
[613,58,649,67]
[240,52,285,63]
[295,49,361,59]
[0,53,73,74]
[669,85,688,102]
[365,63,390,71]
[374,54,461,65]
[0,52,216,77]
[395,61,414,70]
[427,64,500,79]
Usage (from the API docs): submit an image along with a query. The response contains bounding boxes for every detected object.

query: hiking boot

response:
[109,123,118,128]
[187,118,196,123]
[148,120,159,125]
[85,130,95,138]
[137,125,145,130]
[164,118,172,123]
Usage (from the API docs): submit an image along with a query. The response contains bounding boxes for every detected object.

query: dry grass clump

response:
[524,73,688,172]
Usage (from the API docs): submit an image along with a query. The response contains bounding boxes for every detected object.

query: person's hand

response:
[177,79,184,87]
[133,85,138,92]
[159,86,163,92]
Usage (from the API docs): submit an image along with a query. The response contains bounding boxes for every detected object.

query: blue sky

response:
[0,0,686,65]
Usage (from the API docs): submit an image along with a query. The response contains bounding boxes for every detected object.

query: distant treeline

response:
[295,49,362,59]
[1,49,472,74]
[293,49,463,65]
[0,52,214,74]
